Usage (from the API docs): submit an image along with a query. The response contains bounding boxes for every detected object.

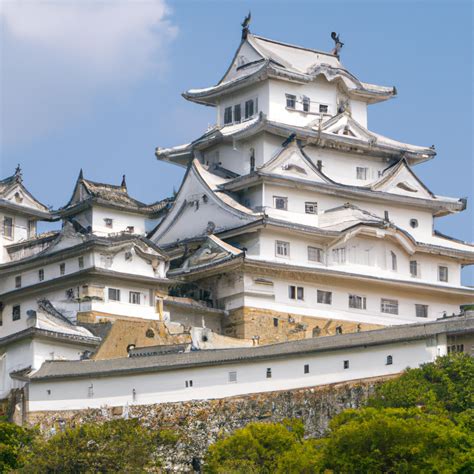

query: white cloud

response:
[0,0,177,148]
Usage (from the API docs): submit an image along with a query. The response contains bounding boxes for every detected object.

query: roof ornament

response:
[121,174,127,190]
[14,164,22,182]
[241,11,251,40]
[330,32,344,58]
[78,168,84,181]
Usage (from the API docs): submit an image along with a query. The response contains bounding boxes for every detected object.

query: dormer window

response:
[286,94,296,109]
[319,104,328,113]
[245,99,255,119]
[3,217,13,239]
[234,104,241,123]
[224,106,232,125]
[302,96,310,112]
[104,218,113,229]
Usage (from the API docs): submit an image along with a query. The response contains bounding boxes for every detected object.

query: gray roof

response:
[30,315,474,381]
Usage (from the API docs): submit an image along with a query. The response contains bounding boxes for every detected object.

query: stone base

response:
[223,307,383,344]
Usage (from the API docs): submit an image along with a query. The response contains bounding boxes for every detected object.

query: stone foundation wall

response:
[224,306,383,344]
[26,375,396,472]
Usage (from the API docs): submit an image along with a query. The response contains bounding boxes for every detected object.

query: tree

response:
[369,353,474,413]
[317,407,473,473]
[20,419,177,473]
[0,421,34,472]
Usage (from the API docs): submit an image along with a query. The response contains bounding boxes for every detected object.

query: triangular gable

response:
[41,222,86,255]
[3,181,49,213]
[372,159,435,199]
[258,142,329,183]
[150,160,259,246]
[317,113,374,141]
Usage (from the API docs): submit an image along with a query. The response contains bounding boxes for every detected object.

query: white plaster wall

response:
[0,212,30,263]
[91,207,146,236]
[27,338,439,411]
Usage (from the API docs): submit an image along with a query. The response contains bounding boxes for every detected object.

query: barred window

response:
[108,288,121,301]
[245,99,254,118]
[438,266,448,282]
[228,371,237,383]
[288,285,304,300]
[332,247,346,264]
[273,196,288,210]
[233,104,241,123]
[356,167,368,180]
[129,291,141,304]
[349,294,366,310]
[38,269,44,281]
[286,94,296,109]
[3,217,13,238]
[302,96,310,112]
[308,246,323,263]
[15,276,21,289]
[319,104,328,113]
[410,260,418,277]
[12,305,21,321]
[391,251,398,271]
[224,106,232,125]
[317,290,332,305]
[381,298,399,314]
[275,240,290,257]
[59,263,66,276]
[415,304,428,318]
[305,202,318,214]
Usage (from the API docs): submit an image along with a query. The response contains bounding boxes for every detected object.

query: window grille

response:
[305,202,318,214]
[108,288,121,301]
[275,240,290,257]
[129,291,141,305]
[286,94,296,109]
[317,290,332,305]
[415,304,428,318]
[356,167,368,180]
[308,246,323,262]
[381,298,399,314]
[349,294,366,310]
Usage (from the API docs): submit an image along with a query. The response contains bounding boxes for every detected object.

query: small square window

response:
[305,202,318,214]
[245,99,254,119]
[302,96,310,112]
[343,360,349,369]
[234,104,241,123]
[304,364,309,374]
[317,290,332,305]
[356,167,368,180]
[415,304,428,318]
[228,371,237,383]
[104,218,113,228]
[438,266,448,282]
[286,94,296,109]
[15,276,21,289]
[78,256,84,269]
[275,240,290,257]
[273,196,288,210]
[12,305,21,321]
[224,106,233,125]
[319,104,328,113]
[108,288,121,301]
[308,246,323,263]
[381,298,399,315]
[59,263,66,276]
[266,368,272,378]
[38,269,44,281]
[129,291,141,304]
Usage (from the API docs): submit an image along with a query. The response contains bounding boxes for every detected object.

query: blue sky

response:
[1,0,472,282]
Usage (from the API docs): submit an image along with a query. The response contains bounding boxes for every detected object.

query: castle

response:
[1,21,473,419]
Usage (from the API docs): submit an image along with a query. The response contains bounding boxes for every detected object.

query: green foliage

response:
[20,418,177,473]
[318,407,473,473]
[0,421,34,472]
[369,353,474,413]
[204,419,320,474]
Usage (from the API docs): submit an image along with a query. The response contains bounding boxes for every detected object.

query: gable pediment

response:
[318,113,373,142]
[3,183,48,212]
[259,143,328,183]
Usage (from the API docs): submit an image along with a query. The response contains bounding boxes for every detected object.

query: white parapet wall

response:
[25,316,474,413]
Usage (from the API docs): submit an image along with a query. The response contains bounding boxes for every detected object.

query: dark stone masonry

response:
[26,375,395,472]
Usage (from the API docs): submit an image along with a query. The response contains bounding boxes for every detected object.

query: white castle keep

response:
[1,21,473,416]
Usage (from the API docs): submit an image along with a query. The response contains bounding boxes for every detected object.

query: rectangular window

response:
[273,318,279,327]
[15,276,21,289]
[308,246,323,263]
[27,220,36,238]
[38,269,44,281]
[108,288,121,302]
[356,167,368,180]
[391,251,397,271]
[224,106,232,125]
[438,266,448,282]
[275,240,290,257]
[234,104,241,123]
[319,104,328,114]
[317,290,332,305]
[12,305,20,321]
[104,218,113,229]
[302,96,310,112]
[415,304,428,318]
[332,247,346,264]
[129,291,141,305]
[245,99,254,118]
[381,298,399,315]
[78,256,84,269]
[3,217,13,239]
[305,202,318,214]
[304,364,310,374]
[410,260,418,277]
[185,380,193,388]
[349,294,366,310]
[266,368,272,378]
[59,263,65,276]
[288,285,304,300]
[228,371,237,383]
[273,196,288,210]
[286,94,296,109]
[343,360,349,369]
